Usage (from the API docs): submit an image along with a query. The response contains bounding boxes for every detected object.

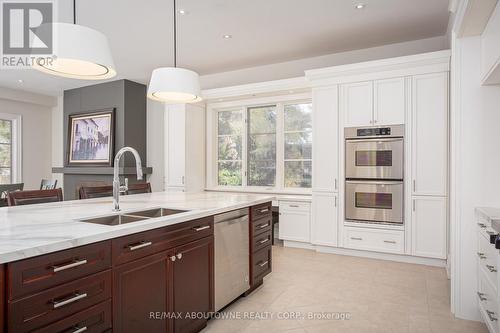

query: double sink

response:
[79,208,187,226]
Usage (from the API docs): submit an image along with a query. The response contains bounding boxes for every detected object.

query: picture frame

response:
[67,108,115,166]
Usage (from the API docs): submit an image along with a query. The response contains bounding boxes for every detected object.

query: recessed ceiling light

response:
[223,34,232,39]
[355,3,365,9]
[289,90,294,94]
[17,79,23,83]
[178,9,188,15]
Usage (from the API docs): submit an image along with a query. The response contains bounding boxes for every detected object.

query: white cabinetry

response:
[481,2,500,85]
[311,193,338,246]
[411,196,447,259]
[341,81,373,127]
[374,78,406,125]
[279,201,311,243]
[165,103,205,192]
[312,86,339,192]
[411,72,448,197]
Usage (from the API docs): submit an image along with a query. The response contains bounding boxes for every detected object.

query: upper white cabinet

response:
[411,196,447,259]
[279,201,311,243]
[341,81,373,127]
[341,78,405,127]
[311,193,338,246]
[411,72,448,196]
[481,2,500,85]
[165,103,205,192]
[373,78,406,125]
[312,86,339,192]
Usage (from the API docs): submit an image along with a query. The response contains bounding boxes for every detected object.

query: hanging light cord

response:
[73,0,76,24]
[173,0,177,67]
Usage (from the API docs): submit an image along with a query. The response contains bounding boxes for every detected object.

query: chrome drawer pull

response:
[193,225,211,232]
[477,292,487,301]
[52,292,88,309]
[350,237,363,241]
[486,265,497,273]
[176,253,183,260]
[170,255,176,262]
[258,223,269,229]
[477,252,487,259]
[260,208,269,213]
[128,241,153,251]
[478,223,487,228]
[383,240,396,244]
[487,310,498,322]
[289,205,300,208]
[259,238,269,244]
[53,259,88,273]
[258,260,269,267]
[72,326,88,333]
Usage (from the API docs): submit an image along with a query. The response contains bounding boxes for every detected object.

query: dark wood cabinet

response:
[0,265,4,333]
[112,251,172,333]
[171,236,214,333]
[249,202,273,289]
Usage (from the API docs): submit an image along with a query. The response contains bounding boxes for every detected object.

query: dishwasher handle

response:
[215,215,248,225]
[214,208,249,224]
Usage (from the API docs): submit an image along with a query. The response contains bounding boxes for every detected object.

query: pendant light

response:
[147,0,202,103]
[32,0,116,80]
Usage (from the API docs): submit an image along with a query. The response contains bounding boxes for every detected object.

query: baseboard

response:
[283,240,315,250]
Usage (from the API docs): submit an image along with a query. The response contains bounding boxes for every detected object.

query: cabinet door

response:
[412,73,448,196]
[311,193,338,246]
[167,105,186,187]
[411,196,447,259]
[173,236,214,333]
[279,203,311,243]
[312,86,339,192]
[113,251,170,333]
[374,78,405,125]
[341,81,373,127]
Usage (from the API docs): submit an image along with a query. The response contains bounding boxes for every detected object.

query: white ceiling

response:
[0,0,450,96]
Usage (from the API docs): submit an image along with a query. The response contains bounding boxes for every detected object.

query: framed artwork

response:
[67,108,115,166]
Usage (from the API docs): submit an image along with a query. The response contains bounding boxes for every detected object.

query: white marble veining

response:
[0,191,274,264]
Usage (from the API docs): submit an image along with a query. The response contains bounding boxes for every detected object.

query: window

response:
[0,119,12,184]
[214,100,312,191]
[283,103,312,188]
[247,105,276,186]
[217,109,243,186]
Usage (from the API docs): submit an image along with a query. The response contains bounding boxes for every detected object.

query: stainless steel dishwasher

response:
[214,208,250,311]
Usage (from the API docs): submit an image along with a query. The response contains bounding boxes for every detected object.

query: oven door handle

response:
[345,138,403,144]
[345,180,403,185]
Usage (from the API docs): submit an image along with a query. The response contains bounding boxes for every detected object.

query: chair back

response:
[7,189,63,206]
[0,183,24,207]
[127,183,152,195]
[40,179,58,190]
[79,185,113,199]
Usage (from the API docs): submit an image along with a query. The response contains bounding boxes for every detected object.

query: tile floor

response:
[203,246,487,333]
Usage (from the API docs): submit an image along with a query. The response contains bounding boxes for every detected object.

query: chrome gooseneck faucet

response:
[113,147,143,211]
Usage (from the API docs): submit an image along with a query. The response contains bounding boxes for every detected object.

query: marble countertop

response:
[0,191,275,264]
[476,207,500,233]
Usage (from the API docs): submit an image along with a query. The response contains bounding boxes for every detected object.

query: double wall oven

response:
[345,125,404,225]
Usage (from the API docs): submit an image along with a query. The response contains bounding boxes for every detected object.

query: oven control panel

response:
[357,127,391,137]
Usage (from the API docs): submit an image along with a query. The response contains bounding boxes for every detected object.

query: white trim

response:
[305,50,451,87]
[0,113,22,183]
[202,77,310,101]
[0,87,57,107]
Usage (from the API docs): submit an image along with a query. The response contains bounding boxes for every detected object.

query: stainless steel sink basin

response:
[80,214,149,226]
[127,208,187,218]
[78,208,187,226]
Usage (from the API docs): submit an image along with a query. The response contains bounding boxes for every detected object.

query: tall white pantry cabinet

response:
[307,51,450,260]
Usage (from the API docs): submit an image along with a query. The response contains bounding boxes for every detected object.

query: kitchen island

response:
[0,191,274,333]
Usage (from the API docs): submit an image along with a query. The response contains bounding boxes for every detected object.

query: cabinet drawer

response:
[252,230,272,253]
[344,227,404,254]
[279,201,310,212]
[113,217,213,265]
[251,217,272,237]
[251,203,272,222]
[251,246,272,283]
[478,233,498,293]
[478,217,497,244]
[478,270,499,333]
[9,270,112,333]
[33,300,112,333]
[8,241,111,300]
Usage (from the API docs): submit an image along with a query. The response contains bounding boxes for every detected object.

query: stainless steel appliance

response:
[345,125,405,225]
[214,209,250,311]
[345,180,404,224]
[345,125,404,180]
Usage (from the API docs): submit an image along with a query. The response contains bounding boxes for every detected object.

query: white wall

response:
[0,96,54,189]
[200,36,448,89]
[451,35,500,320]
[146,99,165,192]
[51,96,64,188]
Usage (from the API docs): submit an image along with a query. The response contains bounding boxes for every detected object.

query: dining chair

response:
[126,182,152,195]
[7,188,63,206]
[40,179,58,190]
[0,183,24,207]
[79,185,113,199]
